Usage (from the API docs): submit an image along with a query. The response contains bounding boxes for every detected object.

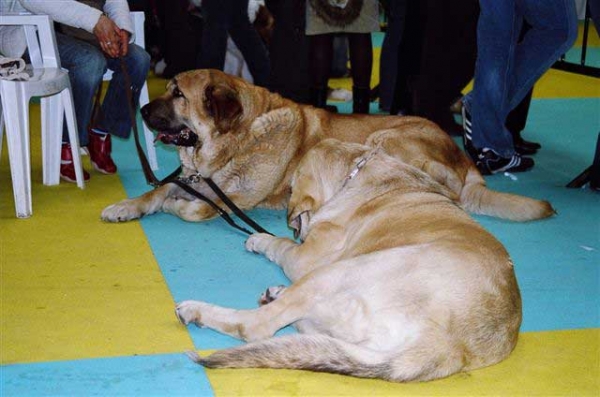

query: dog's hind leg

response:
[176,282,314,342]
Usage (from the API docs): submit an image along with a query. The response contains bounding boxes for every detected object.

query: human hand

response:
[117,29,130,57]
[93,14,121,58]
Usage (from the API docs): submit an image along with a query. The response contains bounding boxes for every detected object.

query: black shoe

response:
[514,136,541,155]
[461,106,478,161]
[476,148,535,175]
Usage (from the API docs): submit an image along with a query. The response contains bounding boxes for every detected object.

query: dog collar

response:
[342,147,380,188]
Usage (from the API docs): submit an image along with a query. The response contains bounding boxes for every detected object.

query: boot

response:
[60,143,90,183]
[352,86,370,114]
[309,86,338,113]
[88,129,117,174]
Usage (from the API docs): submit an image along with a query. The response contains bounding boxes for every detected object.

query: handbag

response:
[309,0,364,27]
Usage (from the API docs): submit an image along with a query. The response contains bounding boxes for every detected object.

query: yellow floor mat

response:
[0,107,193,364]
[203,328,599,396]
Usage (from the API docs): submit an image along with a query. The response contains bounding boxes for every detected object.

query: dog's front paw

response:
[245,233,274,254]
[175,300,206,327]
[101,199,144,222]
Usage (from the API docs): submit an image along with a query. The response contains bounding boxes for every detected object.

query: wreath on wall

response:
[309,0,365,27]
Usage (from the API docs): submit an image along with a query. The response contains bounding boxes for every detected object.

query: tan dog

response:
[175,139,523,382]
[101,69,553,223]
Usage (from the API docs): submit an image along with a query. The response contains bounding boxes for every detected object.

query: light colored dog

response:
[101,69,554,223]
[175,139,523,382]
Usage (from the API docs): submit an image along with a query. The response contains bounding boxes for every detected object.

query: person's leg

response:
[390,0,424,115]
[56,32,106,147]
[99,44,151,138]
[507,0,578,111]
[228,0,271,87]
[467,0,522,157]
[330,35,349,78]
[348,32,373,114]
[197,0,231,70]
[506,88,541,155]
[409,0,478,135]
[308,33,334,109]
[589,0,600,36]
[379,0,407,112]
[348,33,373,88]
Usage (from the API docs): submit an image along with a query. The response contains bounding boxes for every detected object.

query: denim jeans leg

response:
[98,44,151,138]
[507,0,578,111]
[470,0,522,157]
[56,33,107,147]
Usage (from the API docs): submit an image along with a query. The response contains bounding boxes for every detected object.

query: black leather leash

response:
[119,57,272,236]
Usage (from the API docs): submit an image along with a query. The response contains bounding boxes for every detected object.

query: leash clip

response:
[178,173,203,185]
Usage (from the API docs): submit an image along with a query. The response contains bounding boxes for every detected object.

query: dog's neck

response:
[341,148,380,190]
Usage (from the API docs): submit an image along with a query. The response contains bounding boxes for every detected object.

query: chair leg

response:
[139,81,158,171]
[1,83,33,218]
[0,100,4,161]
[41,94,63,186]
[62,87,85,189]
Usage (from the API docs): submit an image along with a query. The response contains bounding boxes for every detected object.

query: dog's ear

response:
[204,84,243,133]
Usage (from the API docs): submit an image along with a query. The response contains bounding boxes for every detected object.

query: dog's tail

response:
[460,167,556,221]
[186,334,465,382]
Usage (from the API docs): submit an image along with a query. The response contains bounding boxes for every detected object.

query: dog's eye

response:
[173,88,184,98]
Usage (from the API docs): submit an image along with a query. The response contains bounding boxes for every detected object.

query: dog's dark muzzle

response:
[141,102,198,147]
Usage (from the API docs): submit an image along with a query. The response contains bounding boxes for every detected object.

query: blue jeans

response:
[463,0,577,157]
[56,33,151,146]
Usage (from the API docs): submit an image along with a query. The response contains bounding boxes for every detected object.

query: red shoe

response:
[60,143,90,183]
[88,129,117,174]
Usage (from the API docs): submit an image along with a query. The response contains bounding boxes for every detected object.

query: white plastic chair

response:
[102,11,158,171]
[0,13,84,218]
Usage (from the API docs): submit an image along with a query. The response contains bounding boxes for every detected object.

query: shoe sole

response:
[91,161,117,175]
[487,159,535,175]
[60,174,90,183]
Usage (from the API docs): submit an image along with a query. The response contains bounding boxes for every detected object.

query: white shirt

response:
[0,0,133,57]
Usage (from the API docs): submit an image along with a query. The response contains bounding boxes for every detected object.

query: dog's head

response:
[141,69,262,175]
[287,139,370,240]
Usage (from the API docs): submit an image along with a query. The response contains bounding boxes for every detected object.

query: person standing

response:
[196,0,271,88]
[462,0,578,174]
[306,0,379,114]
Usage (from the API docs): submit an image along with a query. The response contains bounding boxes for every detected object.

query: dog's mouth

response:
[154,127,198,147]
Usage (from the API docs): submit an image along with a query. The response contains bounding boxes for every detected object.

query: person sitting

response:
[0,0,151,182]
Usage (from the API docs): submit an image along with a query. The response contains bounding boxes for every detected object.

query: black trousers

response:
[390,0,479,133]
[265,0,310,102]
[199,0,271,87]
[161,0,203,79]
[379,0,408,111]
